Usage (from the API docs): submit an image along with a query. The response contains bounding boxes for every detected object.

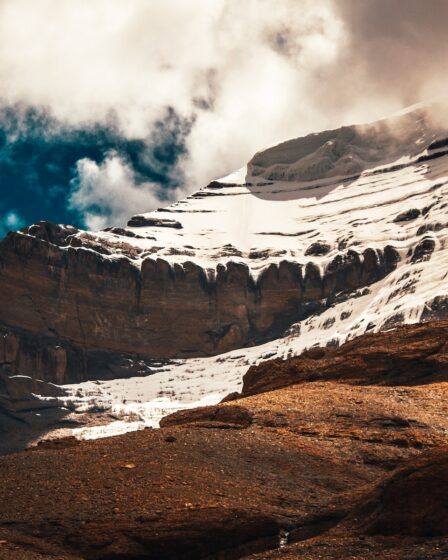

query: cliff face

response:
[2,102,448,390]
[0,221,398,383]
[0,367,68,455]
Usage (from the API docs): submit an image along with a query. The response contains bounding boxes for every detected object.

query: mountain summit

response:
[1,100,448,442]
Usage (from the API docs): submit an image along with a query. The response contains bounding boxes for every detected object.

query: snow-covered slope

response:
[43,101,448,440]
[81,100,447,275]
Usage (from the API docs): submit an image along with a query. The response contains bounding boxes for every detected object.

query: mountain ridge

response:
[2,100,448,441]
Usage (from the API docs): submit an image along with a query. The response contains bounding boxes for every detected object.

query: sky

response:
[0,0,447,236]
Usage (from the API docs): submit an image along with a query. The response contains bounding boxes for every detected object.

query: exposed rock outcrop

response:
[0,226,399,382]
[127,215,183,228]
[0,325,162,384]
[411,236,435,263]
[393,208,421,223]
[250,448,448,558]
[347,447,448,537]
[305,241,331,256]
[237,320,448,398]
[160,404,253,429]
[0,368,69,455]
[3,320,448,558]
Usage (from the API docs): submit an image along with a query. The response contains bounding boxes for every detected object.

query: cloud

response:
[333,1,448,97]
[323,0,448,115]
[0,210,25,237]
[69,151,183,229]
[0,0,347,189]
[0,103,190,234]
[0,0,447,228]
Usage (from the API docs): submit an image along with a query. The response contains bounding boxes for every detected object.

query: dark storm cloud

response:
[332,0,448,104]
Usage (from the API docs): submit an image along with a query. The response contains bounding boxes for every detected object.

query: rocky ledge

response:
[0,221,399,383]
[234,319,448,397]
[1,320,448,558]
[0,369,70,455]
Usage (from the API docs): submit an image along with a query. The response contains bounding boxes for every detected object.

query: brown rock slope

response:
[249,448,448,559]
[2,321,448,558]
[239,319,448,396]
[0,221,398,382]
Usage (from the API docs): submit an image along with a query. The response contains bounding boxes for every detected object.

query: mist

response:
[0,0,447,227]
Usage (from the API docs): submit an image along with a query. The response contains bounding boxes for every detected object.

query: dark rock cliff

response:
[0,222,399,383]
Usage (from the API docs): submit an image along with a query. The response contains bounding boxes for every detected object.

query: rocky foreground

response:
[1,320,448,559]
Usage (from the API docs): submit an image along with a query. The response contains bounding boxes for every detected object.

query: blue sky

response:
[0,105,190,237]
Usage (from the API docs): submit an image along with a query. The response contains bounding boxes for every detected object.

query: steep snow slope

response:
[42,102,448,440]
[80,100,448,275]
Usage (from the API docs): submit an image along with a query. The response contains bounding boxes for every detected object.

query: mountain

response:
[1,320,448,559]
[2,101,448,559]
[2,100,448,442]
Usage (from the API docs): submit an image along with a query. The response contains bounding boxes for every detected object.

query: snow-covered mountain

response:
[2,100,448,443]
[89,101,448,273]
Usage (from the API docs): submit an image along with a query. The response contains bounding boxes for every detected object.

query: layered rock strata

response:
[0,368,68,455]
[0,222,398,383]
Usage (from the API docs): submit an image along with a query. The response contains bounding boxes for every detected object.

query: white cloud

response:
[0,0,225,133]
[69,151,183,229]
[0,1,350,186]
[0,210,25,236]
[1,0,443,226]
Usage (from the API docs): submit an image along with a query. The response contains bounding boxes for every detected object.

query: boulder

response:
[127,216,183,228]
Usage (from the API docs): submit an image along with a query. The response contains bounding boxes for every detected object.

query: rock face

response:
[250,448,448,559]
[0,325,161,385]
[238,320,448,397]
[346,447,448,538]
[0,223,398,383]
[0,368,68,455]
[305,241,331,256]
[393,208,421,223]
[127,215,183,228]
[3,320,448,558]
[160,404,254,429]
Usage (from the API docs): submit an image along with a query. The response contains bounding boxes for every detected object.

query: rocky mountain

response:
[1,320,448,559]
[2,100,448,441]
[2,100,448,558]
